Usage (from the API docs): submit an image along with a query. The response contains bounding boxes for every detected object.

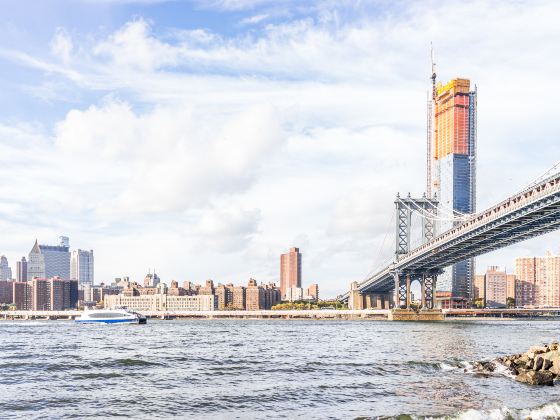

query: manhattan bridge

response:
[340,164,560,310]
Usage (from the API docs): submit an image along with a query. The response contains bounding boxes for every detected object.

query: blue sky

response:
[0,0,559,297]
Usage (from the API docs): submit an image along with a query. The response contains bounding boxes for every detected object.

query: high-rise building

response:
[27,240,46,280]
[12,281,32,310]
[246,278,265,310]
[474,267,516,307]
[0,281,11,303]
[40,237,70,279]
[199,279,215,295]
[280,247,302,299]
[71,249,94,286]
[307,283,319,300]
[215,284,234,310]
[16,257,27,282]
[31,278,51,311]
[264,283,281,309]
[515,252,560,307]
[0,256,12,281]
[428,70,477,301]
[232,285,246,310]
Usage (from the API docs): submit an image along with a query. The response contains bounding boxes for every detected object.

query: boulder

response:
[529,345,548,355]
[482,362,496,372]
[534,357,544,371]
[543,359,553,371]
[550,342,559,351]
[517,354,529,364]
[549,363,560,377]
[527,358,535,369]
[516,370,554,386]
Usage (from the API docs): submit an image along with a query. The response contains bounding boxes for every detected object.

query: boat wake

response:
[377,400,560,420]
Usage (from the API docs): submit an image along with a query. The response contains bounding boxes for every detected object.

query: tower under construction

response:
[427,58,477,304]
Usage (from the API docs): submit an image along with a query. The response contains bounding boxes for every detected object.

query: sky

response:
[0,0,559,298]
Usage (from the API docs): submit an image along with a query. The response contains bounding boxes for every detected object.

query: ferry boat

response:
[75,308,147,324]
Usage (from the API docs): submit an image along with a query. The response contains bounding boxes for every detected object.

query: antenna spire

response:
[430,42,437,100]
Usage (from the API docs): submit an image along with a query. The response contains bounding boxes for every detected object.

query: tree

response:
[506,297,516,308]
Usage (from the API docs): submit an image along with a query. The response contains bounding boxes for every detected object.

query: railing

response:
[397,172,560,266]
[358,172,560,290]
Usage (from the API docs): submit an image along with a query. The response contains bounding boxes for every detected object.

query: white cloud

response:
[240,13,270,25]
[50,27,73,63]
[1,1,560,296]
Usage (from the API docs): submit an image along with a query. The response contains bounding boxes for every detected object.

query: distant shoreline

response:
[2,309,560,322]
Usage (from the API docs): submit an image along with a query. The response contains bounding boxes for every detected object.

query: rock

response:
[518,354,529,364]
[543,359,553,370]
[549,363,560,377]
[483,361,496,372]
[504,359,513,367]
[529,345,548,355]
[534,357,544,371]
[527,359,535,369]
[516,370,554,386]
[550,342,559,351]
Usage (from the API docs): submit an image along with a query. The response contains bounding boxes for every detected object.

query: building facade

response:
[474,267,515,308]
[71,249,94,286]
[30,277,78,310]
[516,252,560,307]
[246,278,266,310]
[16,257,27,282]
[12,281,32,310]
[27,240,46,280]
[428,77,477,300]
[0,256,12,281]
[0,281,11,304]
[39,237,70,279]
[104,294,217,312]
[280,247,302,299]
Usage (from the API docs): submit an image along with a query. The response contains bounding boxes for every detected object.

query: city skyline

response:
[0,1,559,297]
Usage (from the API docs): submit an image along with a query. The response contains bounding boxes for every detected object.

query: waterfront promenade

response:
[4,308,560,320]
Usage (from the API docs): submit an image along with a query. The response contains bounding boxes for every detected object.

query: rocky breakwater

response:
[474,342,560,386]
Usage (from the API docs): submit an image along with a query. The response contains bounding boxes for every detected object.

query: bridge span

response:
[343,171,560,309]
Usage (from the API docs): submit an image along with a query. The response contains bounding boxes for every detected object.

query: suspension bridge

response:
[341,166,560,310]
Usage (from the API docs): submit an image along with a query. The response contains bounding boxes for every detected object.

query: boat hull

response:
[75,318,138,324]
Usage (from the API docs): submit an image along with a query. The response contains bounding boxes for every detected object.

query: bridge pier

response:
[421,272,437,310]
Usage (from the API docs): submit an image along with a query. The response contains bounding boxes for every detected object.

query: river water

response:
[1,319,560,419]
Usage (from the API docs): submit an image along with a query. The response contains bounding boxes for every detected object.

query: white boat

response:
[75,308,147,324]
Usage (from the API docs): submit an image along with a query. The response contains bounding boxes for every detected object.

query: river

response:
[1,319,560,419]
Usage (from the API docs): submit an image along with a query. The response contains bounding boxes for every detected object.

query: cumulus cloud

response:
[1,1,560,295]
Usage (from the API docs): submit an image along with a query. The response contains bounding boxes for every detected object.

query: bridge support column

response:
[406,275,411,309]
[393,272,399,309]
[422,273,437,310]
[421,278,426,309]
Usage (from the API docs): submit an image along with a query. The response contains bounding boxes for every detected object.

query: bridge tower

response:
[394,193,439,309]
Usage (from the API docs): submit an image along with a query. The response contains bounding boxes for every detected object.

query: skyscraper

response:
[27,240,46,280]
[71,249,94,286]
[516,252,560,307]
[427,66,477,301]
[280,247,302,299]
[40,236,70,279]
[16,257,27,282]
[0,256,12,281]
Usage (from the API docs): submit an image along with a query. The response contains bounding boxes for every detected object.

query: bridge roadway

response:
[343,171,560,302]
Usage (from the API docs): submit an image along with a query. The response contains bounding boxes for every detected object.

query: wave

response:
[378,401,560,420]
[405,360,472,372]
[114,358,162,367]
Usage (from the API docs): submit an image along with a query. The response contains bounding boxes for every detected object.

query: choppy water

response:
[1,319,560,419]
